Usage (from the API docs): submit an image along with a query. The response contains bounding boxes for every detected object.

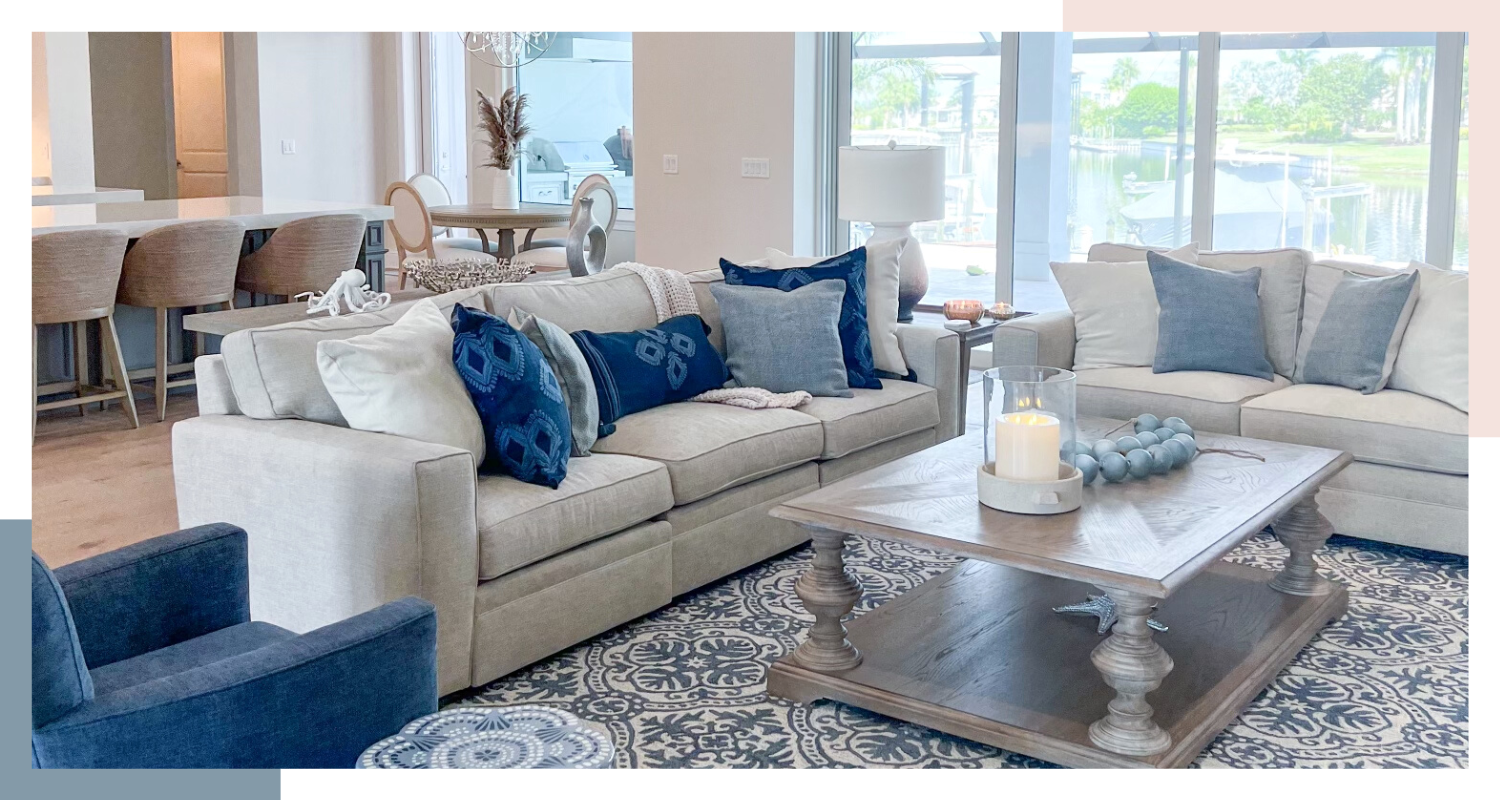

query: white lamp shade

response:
[838,144,946,224]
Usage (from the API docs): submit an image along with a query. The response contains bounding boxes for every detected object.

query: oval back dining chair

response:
[385,181,496,290]
[407,173,453,238]
[33,229,137,440]
[236,214,368,300]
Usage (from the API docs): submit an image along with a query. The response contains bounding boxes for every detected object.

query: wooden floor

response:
[32,393,198,567]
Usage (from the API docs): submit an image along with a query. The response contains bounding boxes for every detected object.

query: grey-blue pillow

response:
[1148,251,1274,380]
[1301,269,1420,393]
[710,279,852,397]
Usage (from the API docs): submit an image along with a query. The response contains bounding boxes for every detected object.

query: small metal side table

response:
[908,310,1033,426]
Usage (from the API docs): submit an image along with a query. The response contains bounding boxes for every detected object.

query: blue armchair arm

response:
[54,523,249,668]
[32,596,438,769]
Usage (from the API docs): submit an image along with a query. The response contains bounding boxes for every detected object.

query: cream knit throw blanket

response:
[612,263,811,410]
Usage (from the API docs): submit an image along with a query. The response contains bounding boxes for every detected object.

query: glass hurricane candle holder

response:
[979,365,1081,514]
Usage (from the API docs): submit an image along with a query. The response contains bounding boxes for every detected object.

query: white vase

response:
[490,167,520,210]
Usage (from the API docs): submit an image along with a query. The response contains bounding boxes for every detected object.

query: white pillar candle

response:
[993,412,1061,481]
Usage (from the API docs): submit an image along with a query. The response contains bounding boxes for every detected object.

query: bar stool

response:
[236,213,369,303]
[117,219,246,422]
[33,229,138,439]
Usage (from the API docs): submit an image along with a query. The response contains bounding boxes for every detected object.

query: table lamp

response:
[838,142,946,321]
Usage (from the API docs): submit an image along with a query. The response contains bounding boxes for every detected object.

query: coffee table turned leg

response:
[792,528,864,672]
[1089,589,1174,757]
[1270,495,1337,597]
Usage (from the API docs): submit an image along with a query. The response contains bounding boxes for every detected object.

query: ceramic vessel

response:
[490,167,520,210]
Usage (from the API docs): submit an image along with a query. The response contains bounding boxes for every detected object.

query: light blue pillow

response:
[710,280,852,397]
[1148,251,1274,380]
[1300,269,1420,393]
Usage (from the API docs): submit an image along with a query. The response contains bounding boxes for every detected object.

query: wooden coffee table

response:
[767,419,1352,768]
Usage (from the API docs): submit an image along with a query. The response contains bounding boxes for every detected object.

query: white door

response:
[171,32,228,198]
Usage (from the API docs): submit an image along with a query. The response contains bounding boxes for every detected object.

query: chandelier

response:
[460,32,556,69]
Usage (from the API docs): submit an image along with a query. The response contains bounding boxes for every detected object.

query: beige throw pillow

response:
[1390,263,1468,412]
[764,239,909,376]
[316,299,485,463]
[1050,243,1200,371]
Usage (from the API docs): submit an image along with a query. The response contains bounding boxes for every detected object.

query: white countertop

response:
[32,196,395,238]
[32,186,146,206]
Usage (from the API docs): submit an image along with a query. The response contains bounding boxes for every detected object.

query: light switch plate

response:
[741,158,770,179]
[281,139,297,155]
[662,154,679,174]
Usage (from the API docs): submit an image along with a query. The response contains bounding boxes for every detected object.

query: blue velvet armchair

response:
[31,523,438,768]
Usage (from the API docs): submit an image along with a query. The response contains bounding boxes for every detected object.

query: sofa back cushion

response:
[686,270,726,352]
[220,288,487,424]
[1389,264,1468,412]
[1086,243,1308,377]
[484,270,659,335]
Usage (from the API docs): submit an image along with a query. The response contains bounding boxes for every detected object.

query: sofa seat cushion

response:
[1241,385,1468,475]
[796,380,940,459]
[477,453,673,580]
[89,621,296,696]
[591,402,824,504]
[1076,367,1290,434]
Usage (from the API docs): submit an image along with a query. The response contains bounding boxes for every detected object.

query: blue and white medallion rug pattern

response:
[453,533,1467,768]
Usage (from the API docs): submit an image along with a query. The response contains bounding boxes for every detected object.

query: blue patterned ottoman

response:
[358,705,615,769]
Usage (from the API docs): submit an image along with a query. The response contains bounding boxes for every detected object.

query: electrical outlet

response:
[662,154,679,174]
[741,158,770,179]
[281,139,297,155]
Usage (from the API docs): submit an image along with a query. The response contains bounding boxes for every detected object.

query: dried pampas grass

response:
[476,88,530,171]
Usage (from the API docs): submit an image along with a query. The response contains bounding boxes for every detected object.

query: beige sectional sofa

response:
[173,268,961,695]
[995,243,1467,556]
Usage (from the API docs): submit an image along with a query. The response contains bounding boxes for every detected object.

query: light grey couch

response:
[994,243,1468,556]
[173,269,961,695]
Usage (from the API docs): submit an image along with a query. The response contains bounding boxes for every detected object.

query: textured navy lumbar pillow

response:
[711,279,852,397]
[450,304,572,488]
[719,247,880,390]
[1148,250,1274,380]
[571,314,729,438]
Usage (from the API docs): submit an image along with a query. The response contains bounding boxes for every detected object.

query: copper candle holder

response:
[943,299,985,325]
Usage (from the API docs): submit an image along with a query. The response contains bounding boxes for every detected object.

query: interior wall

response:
[42,33,95,188]
[32,33,50,179]
[223,32,262,196]
[633,32,807,272]
[254,32,386,203]
[89,32,177,200]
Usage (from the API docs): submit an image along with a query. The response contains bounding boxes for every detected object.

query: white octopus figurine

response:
[296,268,391,317]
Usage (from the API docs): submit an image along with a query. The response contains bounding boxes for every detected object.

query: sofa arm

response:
[992,311,1076,370]
[172,415,478,695]
[54,524,249,669]
[895,324,962,441]
[33,597,438,768]
[194,355,240,415]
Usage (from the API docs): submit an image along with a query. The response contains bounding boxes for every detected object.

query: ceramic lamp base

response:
[865,222,929,322]
[976,462,1083,515]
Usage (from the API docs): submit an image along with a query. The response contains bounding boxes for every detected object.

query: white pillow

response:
[764,239,909,376]
[316,298,486,463]
[1390,263,1468,412]
[1050,243,1199,371]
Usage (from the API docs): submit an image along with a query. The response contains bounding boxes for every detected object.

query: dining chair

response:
[236,214,368,302]
[117,219,246,422]
[32,229,138,440]
[518,174,618,277]
[407,173,453,238]
[384,181,496,290]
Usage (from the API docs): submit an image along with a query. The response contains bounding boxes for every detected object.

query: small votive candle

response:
[943,299,985,324]
[993,412,1061,481]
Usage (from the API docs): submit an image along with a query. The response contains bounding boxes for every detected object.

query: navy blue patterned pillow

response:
[719,248,880,390]
[450,304,572,488]
[571,314,728,438]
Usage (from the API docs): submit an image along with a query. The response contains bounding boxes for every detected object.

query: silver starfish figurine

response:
[1053,594,1168,634]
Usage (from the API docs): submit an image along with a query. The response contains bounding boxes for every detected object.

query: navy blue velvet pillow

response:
[571,314,729,437]
[450,304,572,488]
[719,248,881,390]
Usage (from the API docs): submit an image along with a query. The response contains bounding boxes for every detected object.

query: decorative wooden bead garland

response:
[1068,414,1199,485]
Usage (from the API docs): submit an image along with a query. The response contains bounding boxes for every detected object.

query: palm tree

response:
[1106,57,1140,97]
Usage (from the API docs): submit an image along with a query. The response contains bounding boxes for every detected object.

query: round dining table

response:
[427,203,573,258]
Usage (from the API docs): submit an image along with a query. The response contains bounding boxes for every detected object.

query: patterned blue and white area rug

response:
[451,533,1468,768]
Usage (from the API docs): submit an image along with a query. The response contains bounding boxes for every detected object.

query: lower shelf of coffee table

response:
[767,558,1346,768]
